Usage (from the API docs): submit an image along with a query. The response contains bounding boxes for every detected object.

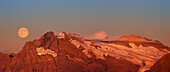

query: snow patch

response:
[70,33,82,39]
[55,32,65,38]
[36,47,57,57]
[129,43,138,48]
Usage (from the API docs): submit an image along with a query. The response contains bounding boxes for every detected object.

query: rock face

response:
[146,53,170,72]
[0,53,10,72]
[0,31,169,72]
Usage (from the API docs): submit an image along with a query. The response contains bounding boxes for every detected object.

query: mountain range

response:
[0,31,169,72]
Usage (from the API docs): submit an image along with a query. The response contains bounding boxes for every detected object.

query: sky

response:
[0,0,170,53]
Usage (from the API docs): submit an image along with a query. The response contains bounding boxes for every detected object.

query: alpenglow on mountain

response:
[0,31,170,72]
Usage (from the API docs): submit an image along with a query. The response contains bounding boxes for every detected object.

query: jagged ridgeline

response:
[0,31,169,72]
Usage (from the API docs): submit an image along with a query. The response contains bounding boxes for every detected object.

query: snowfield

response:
[70,39,167,72]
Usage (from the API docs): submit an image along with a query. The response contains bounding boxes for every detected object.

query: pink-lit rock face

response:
[83,31,108,40]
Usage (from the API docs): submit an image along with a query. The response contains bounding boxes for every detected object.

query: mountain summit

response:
[84,31,108,40]
[0,31,169,72]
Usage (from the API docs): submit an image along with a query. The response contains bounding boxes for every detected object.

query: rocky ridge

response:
[0,31,169,72]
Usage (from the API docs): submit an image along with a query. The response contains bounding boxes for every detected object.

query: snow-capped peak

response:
[83,31,108,40]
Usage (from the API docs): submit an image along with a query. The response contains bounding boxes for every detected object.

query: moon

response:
[18,27,29,38]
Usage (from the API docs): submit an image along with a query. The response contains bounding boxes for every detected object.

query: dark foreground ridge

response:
[0,31,169,72]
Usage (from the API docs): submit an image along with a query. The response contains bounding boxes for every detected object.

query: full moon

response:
[18,27,29,38]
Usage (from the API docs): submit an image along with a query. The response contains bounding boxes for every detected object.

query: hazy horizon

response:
[0,0,170,53]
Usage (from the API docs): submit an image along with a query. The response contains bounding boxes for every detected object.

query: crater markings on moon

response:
[18,27,29,38]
